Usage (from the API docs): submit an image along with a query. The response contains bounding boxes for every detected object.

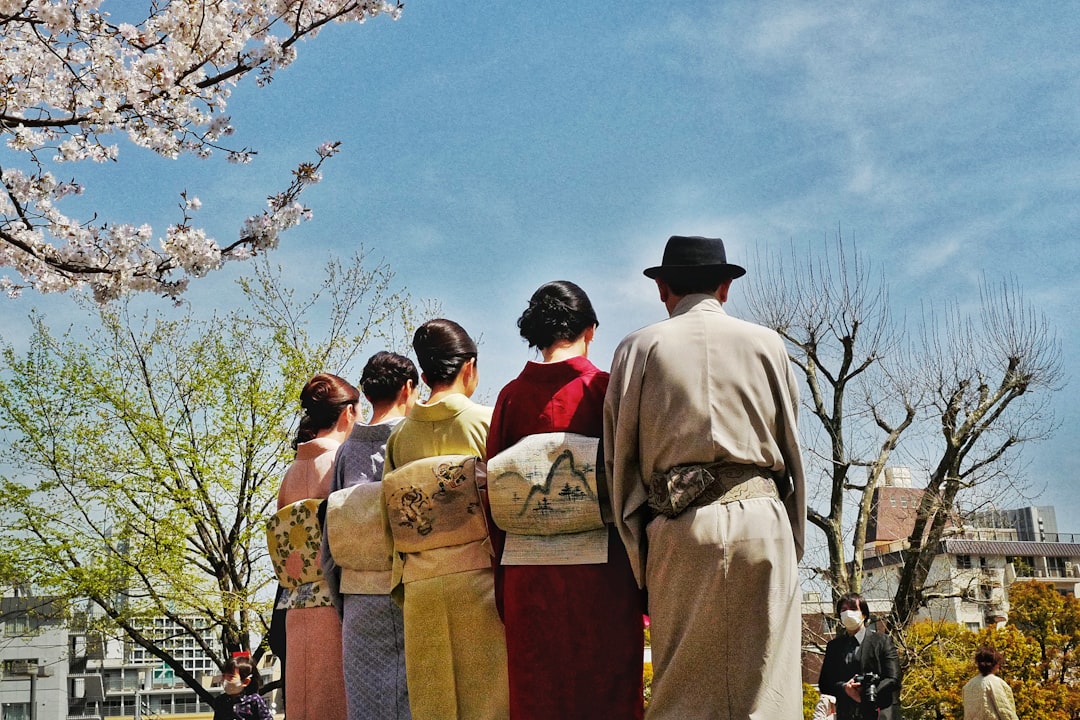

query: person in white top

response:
[811,693,836,720]
[963,646,1019,720]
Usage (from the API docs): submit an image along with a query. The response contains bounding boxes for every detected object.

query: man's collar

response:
[670,293,726,318]
[854,626,868,644]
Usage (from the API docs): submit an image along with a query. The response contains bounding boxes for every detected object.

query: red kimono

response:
[487,355,645,720]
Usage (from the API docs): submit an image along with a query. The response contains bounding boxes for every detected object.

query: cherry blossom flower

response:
[0,1,403,300]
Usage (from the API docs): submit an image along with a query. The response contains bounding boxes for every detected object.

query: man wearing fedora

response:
[604,235,806,718]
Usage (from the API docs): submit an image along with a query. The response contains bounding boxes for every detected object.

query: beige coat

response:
[604,294,805,584]
[964,673,1018,720]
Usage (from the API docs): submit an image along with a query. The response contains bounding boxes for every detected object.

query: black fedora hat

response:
[643,235,746,279]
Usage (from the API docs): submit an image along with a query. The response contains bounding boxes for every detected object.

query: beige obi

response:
[647,462,778,518]
[266,499,333,609]
[487,432,609,565]
[383,455,493,582]
[325,483,394,595]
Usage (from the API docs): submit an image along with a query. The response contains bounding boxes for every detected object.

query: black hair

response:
[975,646,1003,676]
[836,592,871,620]
[659,267,732,296]
[360,352,418,403]
[292,373,360,449]
[516,280,598,350]
[412,319,478,386]
[223,654,261,694]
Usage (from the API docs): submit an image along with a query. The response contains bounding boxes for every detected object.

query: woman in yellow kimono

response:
[275,373,359,720]
[383,319,509,720]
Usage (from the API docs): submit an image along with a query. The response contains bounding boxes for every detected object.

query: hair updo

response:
[412,319,478,386]
[975,646,1003,676]
[517,280,598,350]
[292,373,360,449]
[360,351,419,403]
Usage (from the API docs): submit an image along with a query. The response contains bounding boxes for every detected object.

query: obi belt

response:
[267,498,333,609]
[325,483,395,595]
[382,455,493,582]
[487,432,608,565]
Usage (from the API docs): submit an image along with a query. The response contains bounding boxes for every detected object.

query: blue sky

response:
[6,3,1080,548]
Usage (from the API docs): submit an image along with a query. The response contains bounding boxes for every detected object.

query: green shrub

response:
[643,662,653,708]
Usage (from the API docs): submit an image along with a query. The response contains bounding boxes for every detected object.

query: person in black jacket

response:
[818,593,901,720]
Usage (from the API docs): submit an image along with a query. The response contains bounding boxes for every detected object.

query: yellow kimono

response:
[383,393,508,720]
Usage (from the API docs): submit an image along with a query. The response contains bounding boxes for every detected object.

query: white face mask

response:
[223,676,246,696]
[840,609,864,633]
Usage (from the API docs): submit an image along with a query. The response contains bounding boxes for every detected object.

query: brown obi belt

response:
[382,455,490,554]
[647,462,778,518]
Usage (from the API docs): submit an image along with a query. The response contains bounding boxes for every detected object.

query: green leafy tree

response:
[0,252,429,702]
[900,585,1080,719]
[803,683,822,720]
[900,619,976,719]
[1008,582,1080,688]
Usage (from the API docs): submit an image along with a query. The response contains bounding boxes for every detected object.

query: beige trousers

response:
[645,496,802,719]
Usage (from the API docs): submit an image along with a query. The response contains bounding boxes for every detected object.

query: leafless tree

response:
[744,235,1061,630]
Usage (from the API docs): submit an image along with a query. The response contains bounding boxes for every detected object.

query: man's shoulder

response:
[617,309,784,350]
[865,628,898,652]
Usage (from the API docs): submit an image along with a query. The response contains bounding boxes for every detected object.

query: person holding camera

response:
[818,593,901,720]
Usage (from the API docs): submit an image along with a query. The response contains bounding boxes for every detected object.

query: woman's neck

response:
[369,403,405,425]
[425,377,470,404]
[542,336,588,363]
[315,426,350,445]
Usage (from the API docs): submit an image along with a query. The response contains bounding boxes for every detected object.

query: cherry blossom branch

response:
[0,1,402,300]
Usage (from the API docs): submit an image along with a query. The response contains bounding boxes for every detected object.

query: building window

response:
[9,614,34,635]
[1047,557,1067,577]
[1,703,31,720]
[900,497,908,508]
[1008,557,1035,576]
[957,555,972,570]
[979,583,993,601]
[979,556,988,568]
[1,659,39,676]
[966,622,981,632]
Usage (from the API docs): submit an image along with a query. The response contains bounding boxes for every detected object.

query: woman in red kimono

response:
[487,280,645,720]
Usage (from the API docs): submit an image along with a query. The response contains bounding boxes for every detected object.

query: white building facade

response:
[0,593,68,720]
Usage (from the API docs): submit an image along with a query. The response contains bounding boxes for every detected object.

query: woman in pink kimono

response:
[275,373,359,720]
[487,281,645,720]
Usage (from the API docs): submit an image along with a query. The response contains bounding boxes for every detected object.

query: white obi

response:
[266,498,333,609]
[382,455,493,582]
[487,432,608,565]
[325,483,394,595]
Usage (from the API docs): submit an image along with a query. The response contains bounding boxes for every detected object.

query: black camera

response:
[854,672,880,705]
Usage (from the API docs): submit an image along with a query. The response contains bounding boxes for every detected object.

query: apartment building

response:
[0,592,68,720]
[2,590,280,720]
[860,469,1080,628]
